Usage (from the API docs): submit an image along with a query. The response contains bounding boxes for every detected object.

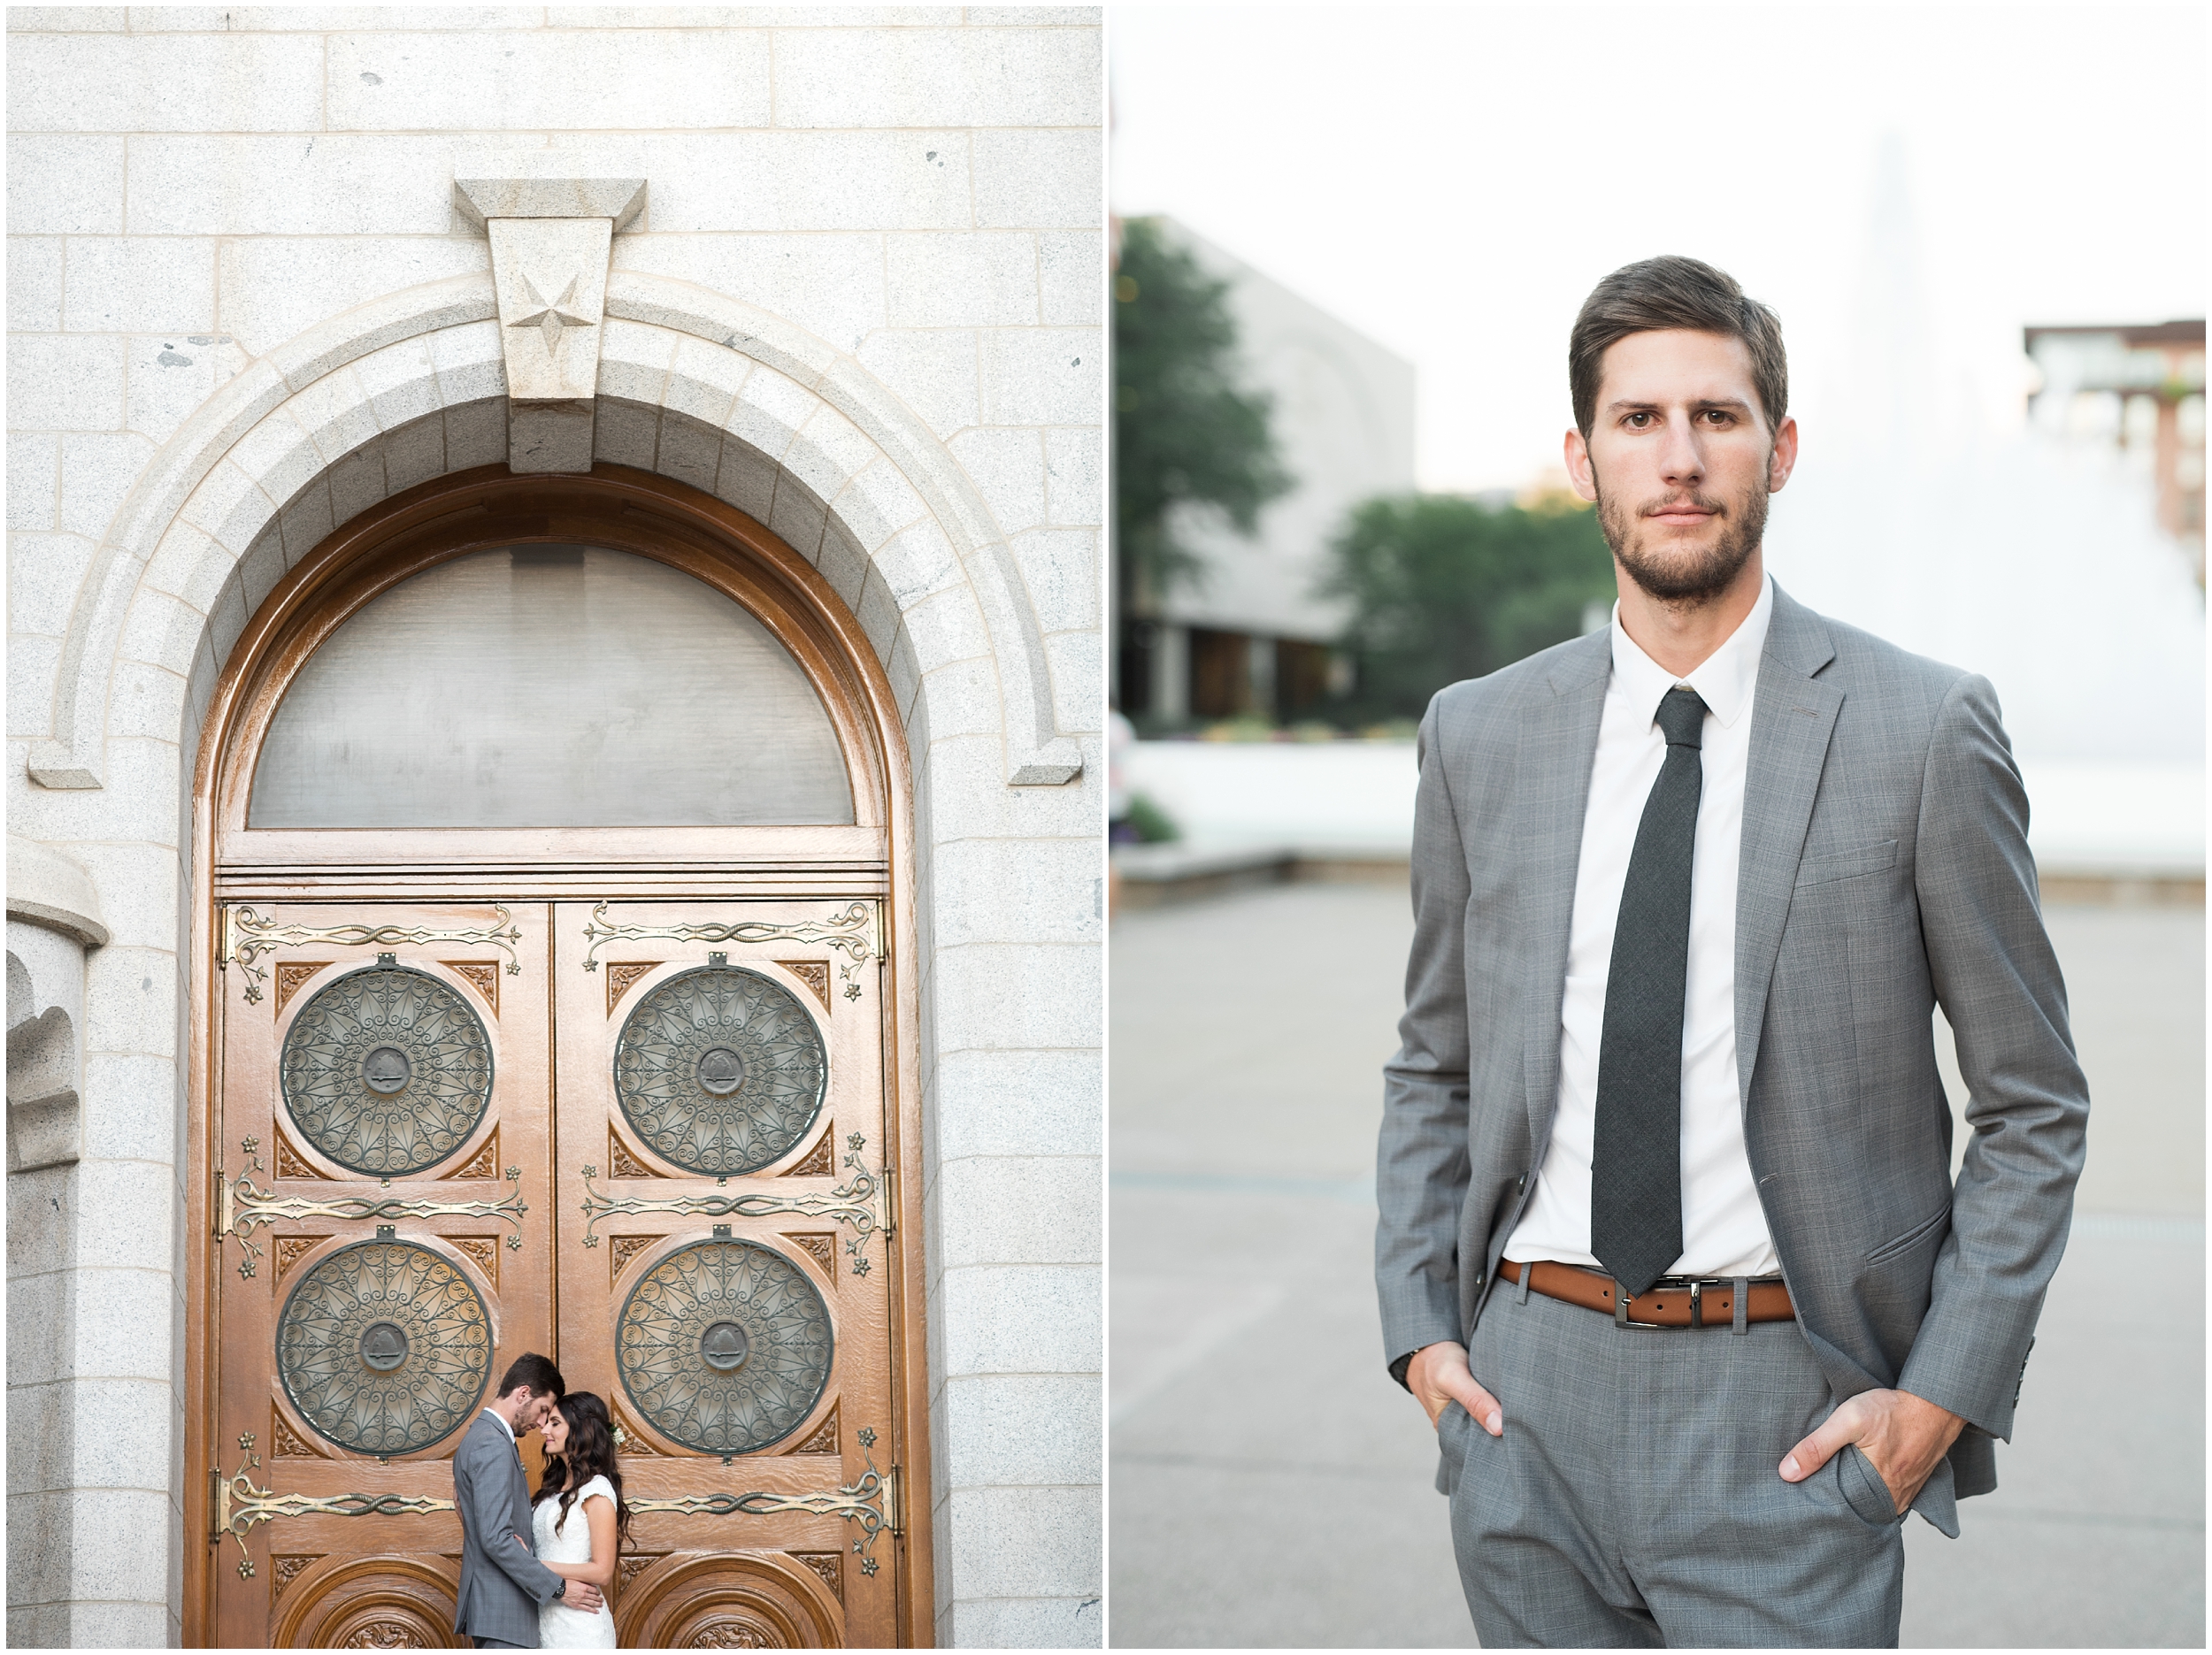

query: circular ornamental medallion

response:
[280,966,493,1176]
[276,1238,492,1455]
[612,966,826,1176]
[617,1239,832,1455]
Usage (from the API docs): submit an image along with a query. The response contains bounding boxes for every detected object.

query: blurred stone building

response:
[1112,219,1414,726]
[6,10,1102,1648]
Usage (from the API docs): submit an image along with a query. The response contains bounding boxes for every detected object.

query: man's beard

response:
[1594,468,1769,605]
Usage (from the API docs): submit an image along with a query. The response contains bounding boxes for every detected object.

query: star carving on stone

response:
[506,272,595,356]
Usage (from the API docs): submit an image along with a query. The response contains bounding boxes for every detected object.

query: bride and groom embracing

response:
[453,1353,629,1649]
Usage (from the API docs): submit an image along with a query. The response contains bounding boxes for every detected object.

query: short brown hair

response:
[497,1352,563,1401]
[1569,257,1787,439]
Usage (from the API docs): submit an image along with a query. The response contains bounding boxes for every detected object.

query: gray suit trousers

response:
[1444,1282,1904,1647]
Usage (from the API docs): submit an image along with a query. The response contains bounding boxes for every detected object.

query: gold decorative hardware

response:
[578,1133,889,1276]
[579,900,881,997]
[219,1138,526,1278]
[214,1436,454,1575]
[628,1429,897,1564]
[220,905,522,1004]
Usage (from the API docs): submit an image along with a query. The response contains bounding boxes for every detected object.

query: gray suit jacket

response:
[453,1410,564,1644]
[1375,583,2089,1534]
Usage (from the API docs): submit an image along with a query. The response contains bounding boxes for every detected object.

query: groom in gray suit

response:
[453,1352,603,1647]
[1377,257,2088,1646]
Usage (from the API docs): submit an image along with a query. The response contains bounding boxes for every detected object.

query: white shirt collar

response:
[484,1406,516,1443]
[1608,572,1773,731]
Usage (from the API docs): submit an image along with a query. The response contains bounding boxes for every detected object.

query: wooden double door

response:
[208,895,903,1647]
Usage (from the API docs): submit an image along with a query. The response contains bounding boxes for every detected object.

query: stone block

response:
[442,397,508,472]
[62,1489,173,1601]
[872,517,964,610]
[950,427,1046,535]
[655,412,722,496]
[284,365,382,467]
[724,363,816,464]
[101,657,188,746]
[8,433,58,529]
[9,333,125,430]
[811,506,872,603]
[664,333,751,427]
[349,335,442,433]
[82,946,177,1062]
[58,431,157,542]
[8,31,326,132]
[830,459,927,554]
[423,318,505,412]
[975,129,1102,230]
[127,134,470,236]
[72,844,177,954]
[784,405,880,514]
[8,134,124,235]
[327,445,391,527]
[218,235,485,361]
[772,26,1101,128]
[12,735,182,845]
[933,941,1100,1050]
[452,162,646,231]
[135,7,544,26]
[9,7,126,27]
[593,397,662,472]
[939,1263,1101,1375]
[68,1157,174,1276]
[941,1374,1101,1485]
[713,438,780,525]
[10,235,64,332]
[63,1376,174,1465]
[236,520,290,612]
[207,560,252,665]
[901,586,993,675]
[767,482,831,579]
[79,1053,183,1166]
[941,1597,1102,1651]
[854,567,902,663]
[851,328,979,441]
[277,478,336,566]
[940,1484,1100,1598]
[887,233,1039,328]
[126,333,245,448]
[595,130,973,234]
[8,531,96,638]
[888,627,922,726]
[327,30,772,130]
[222,410,326,520]
[62,235,215,333]
[927,838,1101,948]
[1038,231,1103,328]
[547,6,963,22]
[935,1153,1099,1268]
[597,316,676,404]
[68,1601,172,1648]
[979,326,1099,427]
[487,217,611,404]
[913,655,999,741]
[380,412,449,497]
[180,456,276,557]
[1043,427,1101,525]
[1044,625,1102,736]
[616,233,885,356]
[919,732,1097,840]
[931,1046,1100,1159]
[141,520,228,612]
[116,588,204,683]
[6,633,62,741]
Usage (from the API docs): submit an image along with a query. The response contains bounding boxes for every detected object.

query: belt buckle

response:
[1612,1279,1671,1331]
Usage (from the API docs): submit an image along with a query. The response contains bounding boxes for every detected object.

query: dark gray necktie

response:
[1590,685,1708,1299]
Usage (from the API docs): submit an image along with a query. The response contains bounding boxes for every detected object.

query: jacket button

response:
[1472,1272,1485,1288]
[1516,1175,1527,1191]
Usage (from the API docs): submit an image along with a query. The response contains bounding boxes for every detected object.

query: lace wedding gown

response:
[534,1475,618,1649]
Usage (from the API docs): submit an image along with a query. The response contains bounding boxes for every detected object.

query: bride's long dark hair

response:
[534,1390,630,1546]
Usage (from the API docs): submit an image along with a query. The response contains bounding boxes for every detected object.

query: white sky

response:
[1110,4,2207,494]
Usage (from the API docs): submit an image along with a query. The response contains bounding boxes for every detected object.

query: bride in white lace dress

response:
[532,1391,627,1649]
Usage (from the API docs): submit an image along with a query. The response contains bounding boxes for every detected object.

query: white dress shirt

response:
[1505,575,1780,1280]
[484,1406,517,1444]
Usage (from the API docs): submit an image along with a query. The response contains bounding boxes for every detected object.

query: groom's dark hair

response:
[496,1352,563,1400]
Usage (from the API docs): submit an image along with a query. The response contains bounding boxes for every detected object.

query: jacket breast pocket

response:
[1795,838,1898,888]
[1865,1203,1950,1265]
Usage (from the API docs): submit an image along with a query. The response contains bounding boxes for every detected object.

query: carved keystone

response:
[454,158,647,475]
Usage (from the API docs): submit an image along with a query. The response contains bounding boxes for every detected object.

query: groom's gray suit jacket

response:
[1376,583,2089,1534]
[453,1410,564,1644]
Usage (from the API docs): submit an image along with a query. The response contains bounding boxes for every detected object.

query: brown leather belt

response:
[1500,1259,1794,1329]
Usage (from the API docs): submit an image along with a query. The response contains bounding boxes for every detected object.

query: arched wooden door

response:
[186,468,929,1647]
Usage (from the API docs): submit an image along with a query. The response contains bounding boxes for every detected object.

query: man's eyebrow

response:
[1602,396,1755,415]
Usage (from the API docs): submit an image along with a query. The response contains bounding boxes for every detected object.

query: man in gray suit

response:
[1376,256,2088,1646]
[454,1352,603,1647]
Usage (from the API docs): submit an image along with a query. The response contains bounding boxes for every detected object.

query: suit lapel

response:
[1734,585,1843,1111]
[1521,633,1610,1148]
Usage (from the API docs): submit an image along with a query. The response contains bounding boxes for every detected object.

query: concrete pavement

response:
[1107,882,2203,1646]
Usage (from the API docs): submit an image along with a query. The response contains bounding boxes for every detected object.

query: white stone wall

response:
[6,9,1102,1647]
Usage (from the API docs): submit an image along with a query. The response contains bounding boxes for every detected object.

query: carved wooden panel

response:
[610,1130,657,1180]
[611,1398,665,1457]
[786,1405,837,1457]
[449,1236,500,1286]
[783,1132,833,1178]
[791,1552,842,1604]
[440,960,501,1016]
[274,1130,326,1181]
[787,1233,835,1277]
[445,1131,500,1182]
[610,1233,655,1280]
[274,962,331,1015]
[269,1554,319,1603]
[776,960,831,1010]
[273,1235,328,1285]
[607,960,661,1015]
[269,1409,326,1460]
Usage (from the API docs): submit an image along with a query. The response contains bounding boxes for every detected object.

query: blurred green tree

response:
[1113,218,1291,602]
[1321,493,1617,721]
